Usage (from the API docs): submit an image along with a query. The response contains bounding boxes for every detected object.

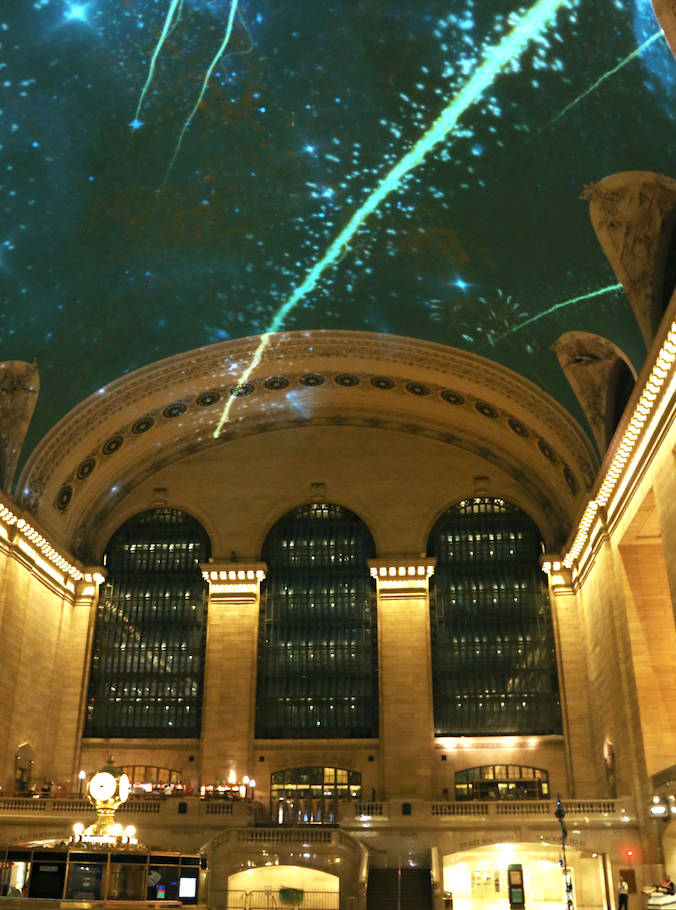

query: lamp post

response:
[78,770,86,798]
[555,797,574,910]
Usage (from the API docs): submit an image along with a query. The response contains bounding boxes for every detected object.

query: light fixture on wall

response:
[649,795,669,817]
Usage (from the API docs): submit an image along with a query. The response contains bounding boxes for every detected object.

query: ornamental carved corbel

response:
[651,0,676,61]
[0,360,39,493]
[583,171,676,347]
[551,332,635,453]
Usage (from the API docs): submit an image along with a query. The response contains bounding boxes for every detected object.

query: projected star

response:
[64,2,89,22]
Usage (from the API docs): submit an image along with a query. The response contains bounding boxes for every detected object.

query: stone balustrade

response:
[350,796,634,824]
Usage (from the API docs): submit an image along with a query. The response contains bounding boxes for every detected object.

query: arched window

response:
[271,766,362,824]
[455,765,549,801]
[428,498,561,736]
[256,503,378,739]
[84,508,211,738]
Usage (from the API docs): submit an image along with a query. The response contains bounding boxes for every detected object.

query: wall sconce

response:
[649,795,668,817]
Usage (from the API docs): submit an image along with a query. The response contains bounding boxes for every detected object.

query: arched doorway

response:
[227,865,339,909]
[441,842,609,910]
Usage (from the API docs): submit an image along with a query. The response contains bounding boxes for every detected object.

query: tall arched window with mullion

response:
[428,497,561,736]
[256,503,378,739]
[84,508,211,738]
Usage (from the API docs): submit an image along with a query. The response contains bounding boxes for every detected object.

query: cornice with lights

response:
[200,562,267,598]
[0,492,103,597]
[543,319,676,585]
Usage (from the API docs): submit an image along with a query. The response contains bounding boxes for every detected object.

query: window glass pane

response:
[148,866,179,900]
[455,766,549,801]
[65,863,105,900]
[256,503,378,739]
[109,864,146,900]
[270,767,361,823]
[2,860,30,896]
[429,498,561,736]
[84,509,210,738]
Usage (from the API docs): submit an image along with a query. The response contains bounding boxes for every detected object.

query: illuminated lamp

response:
[650,796,668,817]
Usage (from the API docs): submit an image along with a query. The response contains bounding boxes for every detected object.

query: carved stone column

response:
[369,557,436,800]
[199,563,266,784]
[543,556,600,797]
[54,569,106,790]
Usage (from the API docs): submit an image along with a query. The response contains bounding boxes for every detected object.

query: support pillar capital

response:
[200,561,267,604]
[541,554,575,594]
[75,566,107,602]
[368,556,436,598]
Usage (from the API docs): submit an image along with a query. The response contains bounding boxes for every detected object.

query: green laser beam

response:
[162,0,240,187]
[541,30,663,133]
[491,283,623,344]
[213,0,576,438]
[134,0,183,123]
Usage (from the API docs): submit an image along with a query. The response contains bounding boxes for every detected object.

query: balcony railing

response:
[209,826,365,872]
[353,797,634,823]
[0,796,634,830]
[0,795,250,824]
[228,890,338,909]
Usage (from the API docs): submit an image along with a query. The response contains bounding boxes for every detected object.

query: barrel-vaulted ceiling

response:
[3,0,676,460]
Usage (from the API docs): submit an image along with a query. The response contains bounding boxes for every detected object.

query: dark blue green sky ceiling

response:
[2,0,675,452]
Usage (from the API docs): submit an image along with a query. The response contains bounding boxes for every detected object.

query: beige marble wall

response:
[0,535,96,796]
[200,566,265,785]
[548,569,601,797]
[619,539,676,778]
[373,564,436,800]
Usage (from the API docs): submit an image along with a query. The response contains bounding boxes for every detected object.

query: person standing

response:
[618,874,629,910]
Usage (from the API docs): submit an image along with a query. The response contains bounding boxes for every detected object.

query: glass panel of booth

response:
[148,865,180,900]
[1,856,31,897]
[65,860,106,900]
[0,848,202,901]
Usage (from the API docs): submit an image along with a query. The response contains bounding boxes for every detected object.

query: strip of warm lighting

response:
[202,569,266,582]
[561,320,676,570]
[369,565,434,578]
[0,494,84,580]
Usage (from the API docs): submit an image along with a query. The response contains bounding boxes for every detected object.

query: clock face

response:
[89,771,116,801]
[118,773,130,803]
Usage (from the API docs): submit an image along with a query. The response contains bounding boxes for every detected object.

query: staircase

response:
[366,868,433,910]
[366,869,398,909]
